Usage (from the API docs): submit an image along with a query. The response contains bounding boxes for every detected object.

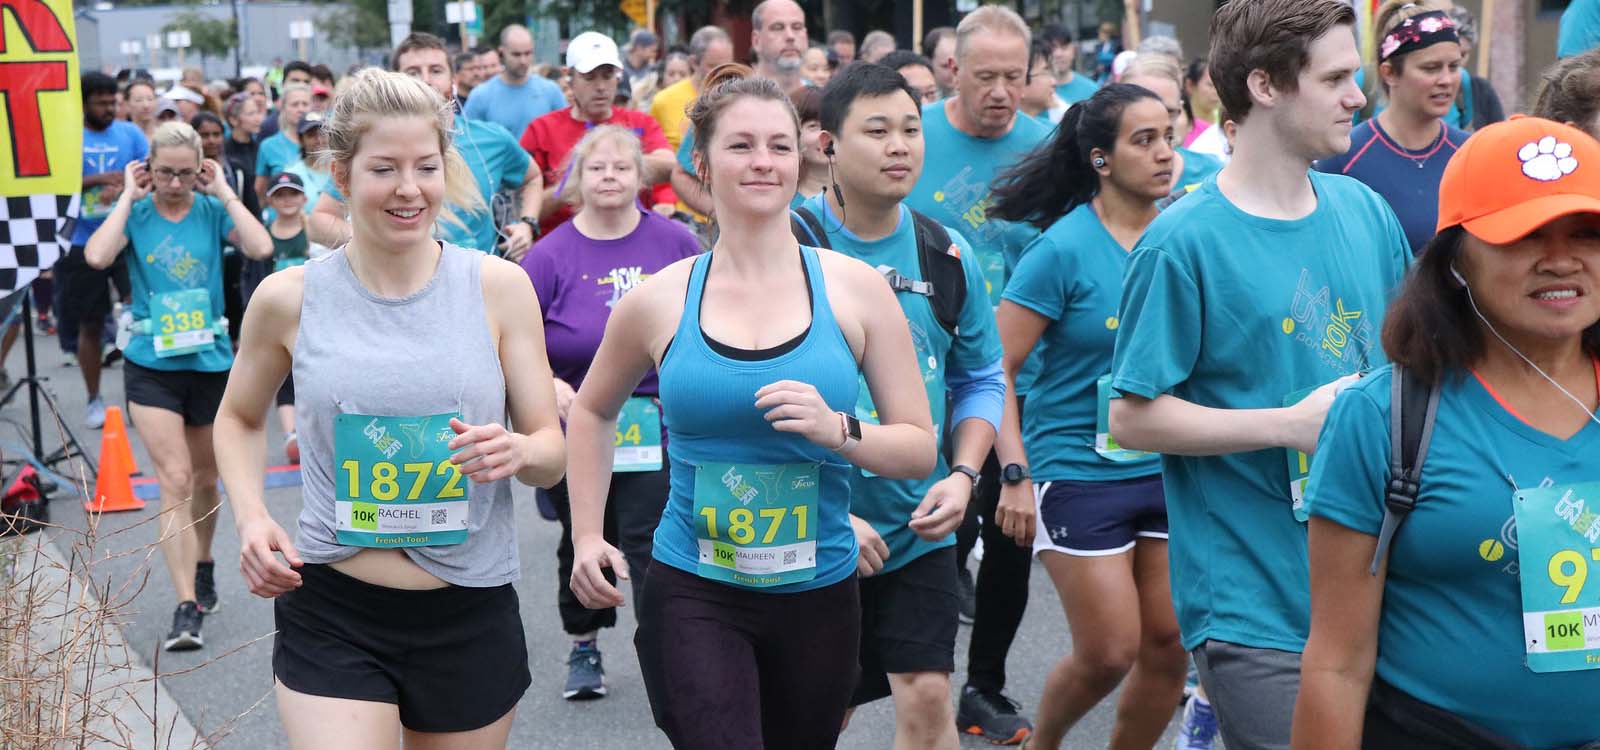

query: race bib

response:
[333,412,469,548]
[1515,481,1600,673]
[1096,376,1154,463]
[613,397,663,473]
[151,289,214,358]
[693,461,819,587]
[1283,386,1317,523]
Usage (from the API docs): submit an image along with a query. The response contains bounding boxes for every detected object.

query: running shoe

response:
[85,397,106,430]
[563,643,607,700]
[102,348,122,367]
[957,684,1032,745]
[36,313,55,336]
[284,433,300,465]
[162,601,204,652]
[195,561,220,614]
[1173,694,1219,750]
[957,565,976,625]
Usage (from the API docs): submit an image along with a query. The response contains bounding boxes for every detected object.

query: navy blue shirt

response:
[1316,119,1468,254]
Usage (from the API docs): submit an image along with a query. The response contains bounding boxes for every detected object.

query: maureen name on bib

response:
[693,461,820,588]
[335,412,470,548]
[1516,481,1600,673]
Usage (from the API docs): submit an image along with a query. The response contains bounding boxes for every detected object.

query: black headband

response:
[1380,9,1459,63]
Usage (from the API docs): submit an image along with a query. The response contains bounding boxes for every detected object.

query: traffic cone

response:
[102,406,138,475]
[85,419,143,513]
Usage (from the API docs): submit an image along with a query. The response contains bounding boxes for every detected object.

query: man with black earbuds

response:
[789,63,1005,750]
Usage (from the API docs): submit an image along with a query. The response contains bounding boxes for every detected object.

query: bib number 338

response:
[334,412,469,548]
[152,289,214,358]
[1515,481,1600,673]
[693,461,819,588]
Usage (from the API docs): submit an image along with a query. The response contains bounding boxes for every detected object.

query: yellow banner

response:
[620,0,647,29]
[0,0,82,197]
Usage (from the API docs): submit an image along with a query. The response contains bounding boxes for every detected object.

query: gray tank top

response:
[292,242,518,587]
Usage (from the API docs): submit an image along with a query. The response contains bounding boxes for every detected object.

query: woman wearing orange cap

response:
[1293,117,1600,749]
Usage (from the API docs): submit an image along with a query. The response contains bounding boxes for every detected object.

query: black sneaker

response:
[957,565,976,625]
[195,561,219,614]
[162,601,204,652]
[957,685,1032,745]
[563,643,607,700]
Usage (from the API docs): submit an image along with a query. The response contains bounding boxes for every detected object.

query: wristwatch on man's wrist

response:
[1000,463,1031,486]
[519,216,542,238]
[950,464,981,484]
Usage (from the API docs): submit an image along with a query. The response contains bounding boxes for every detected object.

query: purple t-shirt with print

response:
[521,209,701,395]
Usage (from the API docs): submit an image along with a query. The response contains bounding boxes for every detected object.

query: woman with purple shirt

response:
[520,125,700,701]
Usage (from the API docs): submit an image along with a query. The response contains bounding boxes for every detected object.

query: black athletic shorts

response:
[851,545,960,706]
[124,361,228,426]
[273,563,531,733]
[55,245,125,328]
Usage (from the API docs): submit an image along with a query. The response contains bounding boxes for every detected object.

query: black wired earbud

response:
[824,142,845,210]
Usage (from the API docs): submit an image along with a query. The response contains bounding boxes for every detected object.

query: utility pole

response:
[231,0,242,77]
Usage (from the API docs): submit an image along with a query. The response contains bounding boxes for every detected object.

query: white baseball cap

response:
[566,31,623,74]
[165,84,206,105]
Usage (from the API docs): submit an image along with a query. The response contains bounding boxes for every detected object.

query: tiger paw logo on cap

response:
[1518,136,1579,182]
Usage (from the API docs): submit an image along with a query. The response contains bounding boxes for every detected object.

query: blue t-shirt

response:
[1561,0,1600,57]
[463,75,567,143]
[443,118,531,254]
[77,121,149,245]
[799,196,1002,572]
[1110,171,1410,653]
[121,195,236,372]
[282,161,336,214]
[255,132,299,181]
[1308,365,1600,748]
[1055,74,1099,106]
[1316,119,1468,254]
[1175,148,1224,194]
[1003,204,1159,482]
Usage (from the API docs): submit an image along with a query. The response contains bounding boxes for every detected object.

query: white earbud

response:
[1450,264,1468,287]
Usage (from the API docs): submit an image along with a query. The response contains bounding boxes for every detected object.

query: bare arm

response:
[1109,372,1357,457]
[670,163,713,217]
[85,161,148,269]
[1292,518,1385,750]
[308,192,349,247]
[994,300,1048,469]
[642,148,676,185]
[203,160,273,261]
[517,160,544,225]
[464,258,566,488]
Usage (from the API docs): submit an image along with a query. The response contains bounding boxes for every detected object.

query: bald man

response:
[464,24,567,137]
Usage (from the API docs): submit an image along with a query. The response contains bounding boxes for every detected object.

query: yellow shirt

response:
[650,78,698,152]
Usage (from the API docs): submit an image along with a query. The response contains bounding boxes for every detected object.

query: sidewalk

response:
[2,526,207,750]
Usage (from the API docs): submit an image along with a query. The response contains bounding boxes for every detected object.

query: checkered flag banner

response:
[0,194,76,295]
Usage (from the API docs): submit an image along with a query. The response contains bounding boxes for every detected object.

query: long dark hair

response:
[1382,226,1600,382]
[990,83,1161,230]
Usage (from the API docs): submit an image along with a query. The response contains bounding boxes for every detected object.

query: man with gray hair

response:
[464,24,567,138]
[751,0,807,89]
[859,29,896,63]
[903,4,1047,745]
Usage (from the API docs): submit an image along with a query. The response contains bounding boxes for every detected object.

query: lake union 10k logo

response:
[1282,268,1375,371]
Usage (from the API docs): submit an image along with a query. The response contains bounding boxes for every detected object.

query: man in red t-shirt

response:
[520,30,678,234]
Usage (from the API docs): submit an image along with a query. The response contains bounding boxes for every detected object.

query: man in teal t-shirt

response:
[1107,3,1410,748]
[796,62,1006,750]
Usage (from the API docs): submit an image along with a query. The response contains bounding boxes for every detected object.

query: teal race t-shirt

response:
[1003,203,1159,482]
[445,118,531,254]
[255,132,299,180]
[1110,171,1410,653]
[1055,74,1099,106]
[799,196,1002,572]
[122,194,236,372]
[1307,365,1600,748]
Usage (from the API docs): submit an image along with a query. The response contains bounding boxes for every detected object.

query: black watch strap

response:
[519,216,542,237]
[951,464,980,483]
[1001,463,1031,485]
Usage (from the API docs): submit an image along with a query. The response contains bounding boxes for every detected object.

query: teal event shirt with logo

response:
[122,195,236,372]
[1111,171,1409,653]
[1307,366,1600,748]
[1003,203,1159,482]
[799,196,1002,572]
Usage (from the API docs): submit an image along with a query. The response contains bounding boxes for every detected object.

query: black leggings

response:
[956,434,1034,689]
[550,467,670,635]
[635,562,860,749]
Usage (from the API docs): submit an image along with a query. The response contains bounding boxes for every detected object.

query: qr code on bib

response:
[431,509,448,525]
[783,550,797,566]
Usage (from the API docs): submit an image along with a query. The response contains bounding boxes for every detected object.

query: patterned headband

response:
[1379,9,1459,63]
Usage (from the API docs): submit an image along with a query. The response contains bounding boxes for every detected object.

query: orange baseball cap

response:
[1436,115,1600,245]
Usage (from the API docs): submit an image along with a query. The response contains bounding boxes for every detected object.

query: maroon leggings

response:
[634,562,860,749]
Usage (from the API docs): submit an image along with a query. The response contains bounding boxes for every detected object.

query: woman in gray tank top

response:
[213,67,565,748]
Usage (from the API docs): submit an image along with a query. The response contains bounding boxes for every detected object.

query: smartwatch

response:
[950,464,981,484]
[1000,463,1031,486]
[519,216,542,239]
[835,411,862,451]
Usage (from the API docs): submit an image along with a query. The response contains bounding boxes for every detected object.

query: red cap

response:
[1437,115,1600,244]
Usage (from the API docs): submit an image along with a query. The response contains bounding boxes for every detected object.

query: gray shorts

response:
[1192,639,1302,750]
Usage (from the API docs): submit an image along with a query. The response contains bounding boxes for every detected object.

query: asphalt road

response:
[7,329,1186,749]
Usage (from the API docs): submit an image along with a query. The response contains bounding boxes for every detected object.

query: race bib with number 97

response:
[1515,481,1600,673]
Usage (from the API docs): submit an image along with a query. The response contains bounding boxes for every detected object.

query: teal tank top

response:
[652,245,861,592]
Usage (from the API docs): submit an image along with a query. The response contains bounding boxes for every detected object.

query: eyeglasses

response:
[152,168,198,182]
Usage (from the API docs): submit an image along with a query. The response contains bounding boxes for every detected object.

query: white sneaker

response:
[85,397,106,430]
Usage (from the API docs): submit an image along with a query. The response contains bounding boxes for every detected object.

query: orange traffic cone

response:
[85,416,143,513]
[102,406,138,475]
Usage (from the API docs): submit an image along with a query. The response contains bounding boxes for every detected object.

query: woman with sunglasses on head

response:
[1295,117,1600,750]
[84,121,274,652]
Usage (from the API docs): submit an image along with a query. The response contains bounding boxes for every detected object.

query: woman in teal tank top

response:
[986,84,1189,749]
[565,65,938,749]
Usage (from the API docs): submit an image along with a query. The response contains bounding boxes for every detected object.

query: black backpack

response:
[789,206,968,336]
[1368,365,1442,575]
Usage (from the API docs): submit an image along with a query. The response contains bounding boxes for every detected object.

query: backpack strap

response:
[909,209,967,336]
[789,207,830,250]
[1370,365,1442,575]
